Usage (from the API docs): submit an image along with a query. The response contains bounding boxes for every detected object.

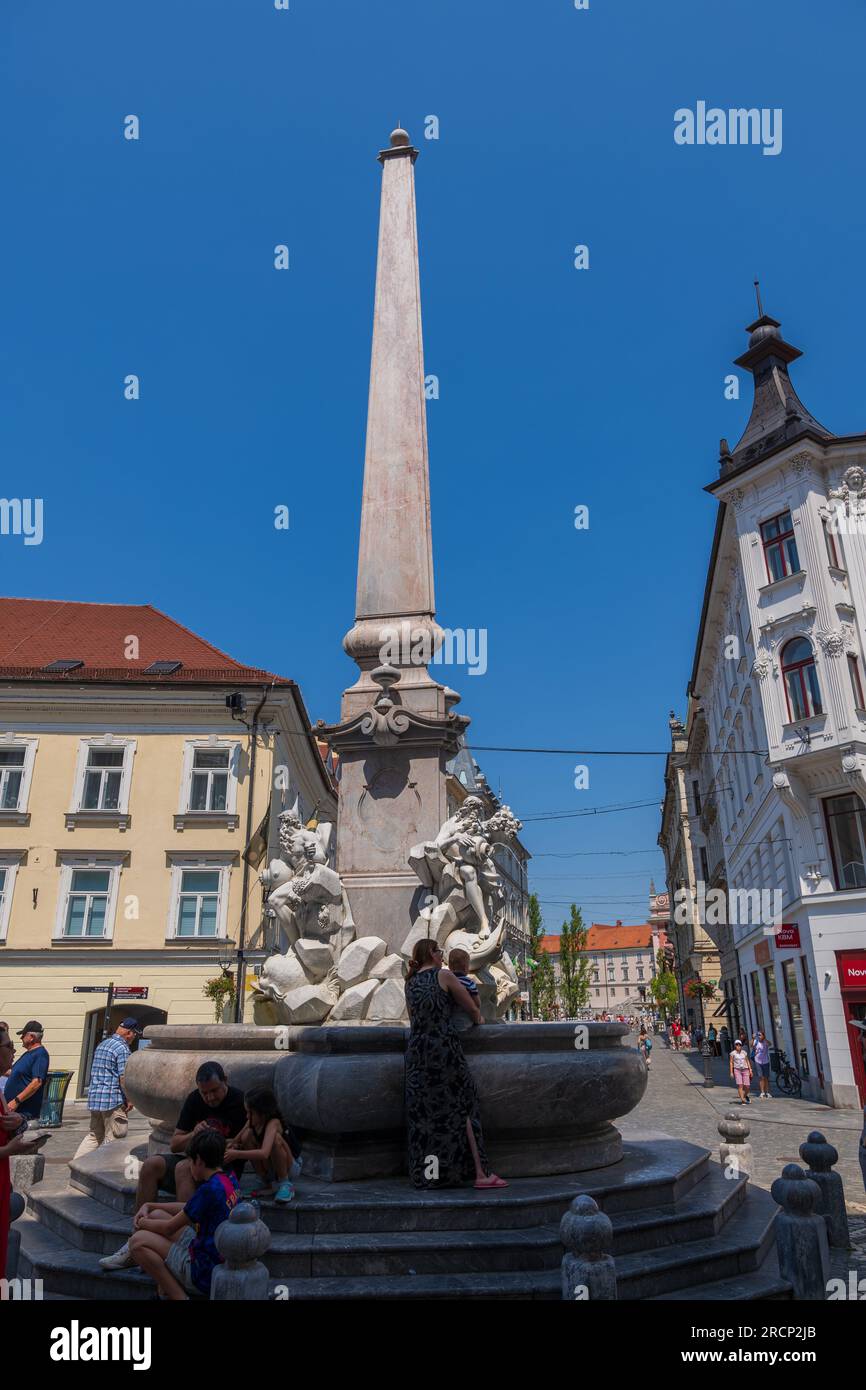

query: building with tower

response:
[662,303,866,1106]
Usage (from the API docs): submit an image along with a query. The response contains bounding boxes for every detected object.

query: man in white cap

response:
[72,1018,141,1161]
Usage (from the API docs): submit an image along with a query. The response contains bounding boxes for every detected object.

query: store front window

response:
[781,959,808,1075]
[763,967,782,1050]
[749,972,764,1036]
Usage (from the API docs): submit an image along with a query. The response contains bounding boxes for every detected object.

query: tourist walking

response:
[669,1017,681,1051]
[707,1024,718,1056]
[4,1021,50,1120]
[729,1039,753,1104]
[751,1030,772,1099]
[404,938,506,1190]
[638,1025,652,1070]
[720,1025,732,1055]
[72,1018,140,1161]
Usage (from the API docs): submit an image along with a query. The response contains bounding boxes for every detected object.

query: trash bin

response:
[769,1049,782,1074]
[38,1070,74,1128]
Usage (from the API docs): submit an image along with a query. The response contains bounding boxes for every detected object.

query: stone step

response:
[608,1168,748,1255]
[68,1135,709,1234]
[16,1216,156,1302]
[28,1186,131,1255]
[266,1270,563,1300]
[614,1188,779,1299]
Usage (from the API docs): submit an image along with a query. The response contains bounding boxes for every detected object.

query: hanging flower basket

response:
[684,978,716,1001]
[203,970,236,1023]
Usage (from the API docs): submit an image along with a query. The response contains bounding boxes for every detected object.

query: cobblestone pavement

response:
[621,1038,866,1285]
[620,1036,866,1209]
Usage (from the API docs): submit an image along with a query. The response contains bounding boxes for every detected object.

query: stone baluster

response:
[799,1130,850,1249]
[718,1111,753,1180]
[560,1194,616,1301]
[770,1164,830,1300]
[211,1201,272,1301]
[6,1190,26,1281]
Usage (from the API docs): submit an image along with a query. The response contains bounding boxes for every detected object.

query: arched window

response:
[781,637,823,721]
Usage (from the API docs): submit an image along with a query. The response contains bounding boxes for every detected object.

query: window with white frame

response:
[69,739,135,825]
[0,858,21,942]
[177,741,240,825]
[168,859,231,939]
[0,739,38,817]
[55,858,123,940]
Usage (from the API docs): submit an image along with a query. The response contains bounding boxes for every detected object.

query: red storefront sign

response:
[775,925,801,950]
[839,953,866,991]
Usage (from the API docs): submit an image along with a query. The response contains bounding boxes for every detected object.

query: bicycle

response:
[774,1050,802,1098]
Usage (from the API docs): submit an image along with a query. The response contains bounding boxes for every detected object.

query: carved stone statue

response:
[403,796,523,1019]
[253,803,405,1026]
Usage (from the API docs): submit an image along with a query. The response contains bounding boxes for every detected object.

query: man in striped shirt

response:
[72,1018,141,1161]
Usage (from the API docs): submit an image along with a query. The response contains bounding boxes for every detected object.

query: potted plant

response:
[203,968,236,1023]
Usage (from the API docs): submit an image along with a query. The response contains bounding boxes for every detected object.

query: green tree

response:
[528,893,544,960]
[526,892,544,1019]
[649,948,678,1021]
[558,903,592,1018]
[533,950,557,1021]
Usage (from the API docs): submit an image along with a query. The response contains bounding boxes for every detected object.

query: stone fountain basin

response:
[124,1022,646,1181]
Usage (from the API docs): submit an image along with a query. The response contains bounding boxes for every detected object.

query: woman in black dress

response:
[404,938,507,1190]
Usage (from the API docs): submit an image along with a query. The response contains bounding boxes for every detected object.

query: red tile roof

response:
[539,925,653,953]
[0,598,291,685]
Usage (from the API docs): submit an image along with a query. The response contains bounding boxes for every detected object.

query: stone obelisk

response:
[321,128,467,954]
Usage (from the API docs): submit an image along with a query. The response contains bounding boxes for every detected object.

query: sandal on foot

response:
[474,1174,508,1189]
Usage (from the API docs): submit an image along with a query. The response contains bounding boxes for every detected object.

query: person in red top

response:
[670,1018,682,1051]
[0,1025,45,1283]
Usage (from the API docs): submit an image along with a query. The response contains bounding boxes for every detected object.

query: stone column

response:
[321,129,468,954]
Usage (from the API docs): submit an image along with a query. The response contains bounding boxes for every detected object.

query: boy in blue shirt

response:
[127,1128,239,1299]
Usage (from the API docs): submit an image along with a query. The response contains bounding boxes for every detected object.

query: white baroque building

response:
[664,308,866,1108]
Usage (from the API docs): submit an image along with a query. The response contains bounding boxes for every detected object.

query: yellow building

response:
[0,597,335,1101]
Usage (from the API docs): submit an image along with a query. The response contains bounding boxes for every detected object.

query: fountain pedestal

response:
[124,1022,647,1181]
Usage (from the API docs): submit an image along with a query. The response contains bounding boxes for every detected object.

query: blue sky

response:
[2,0,864,933]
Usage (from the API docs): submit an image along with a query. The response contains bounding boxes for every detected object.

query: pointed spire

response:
[343,127,443,697]
[722,302,832,474]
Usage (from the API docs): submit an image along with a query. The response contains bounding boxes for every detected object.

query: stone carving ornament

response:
[254,796,524,1026]
[402,796,523,1020]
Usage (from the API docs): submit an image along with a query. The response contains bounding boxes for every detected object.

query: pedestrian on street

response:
[729,1038,753,1104]
[638,1026,653,1070]
[751,1030,772,1099]
[72,1018,141,1161]
[670,1017,681,1051]
[4,1021,50,1120]
[707,1024,718,1056]
[720,1025,731,1055]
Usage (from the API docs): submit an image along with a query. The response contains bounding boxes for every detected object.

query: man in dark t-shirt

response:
[5,1021,50,1119]
[100,1059,246,1272]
